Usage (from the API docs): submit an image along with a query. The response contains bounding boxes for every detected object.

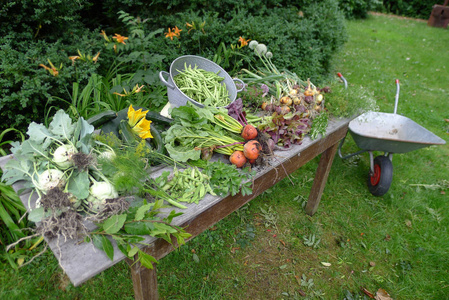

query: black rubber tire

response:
[367,155,393,196]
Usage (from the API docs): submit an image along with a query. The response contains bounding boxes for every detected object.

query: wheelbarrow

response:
[337,73,446,196]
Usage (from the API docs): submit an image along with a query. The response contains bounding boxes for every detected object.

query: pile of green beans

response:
[173,63,230,107]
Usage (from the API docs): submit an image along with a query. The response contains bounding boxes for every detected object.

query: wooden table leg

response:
[127,259,159,300]
[305,141,340,216]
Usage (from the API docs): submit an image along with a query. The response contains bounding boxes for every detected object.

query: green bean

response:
[173,63,230,106]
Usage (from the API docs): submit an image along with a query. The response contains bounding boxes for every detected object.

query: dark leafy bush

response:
[380,0,437,19]
[0,0,90,41]
[339,0,383,19]
[141,0,347,82]
[0,35,102,132]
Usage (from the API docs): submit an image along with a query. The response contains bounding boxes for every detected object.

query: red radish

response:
[241,124,258,141]
[229,151,247,168]
[243,140,261,160]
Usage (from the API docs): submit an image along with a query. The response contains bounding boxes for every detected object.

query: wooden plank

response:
[127,259,158,300]
[305,141,340,216]
[0,117,350,288]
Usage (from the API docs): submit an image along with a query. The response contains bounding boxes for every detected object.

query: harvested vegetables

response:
[229,150,247,168]
[157,166,215,205]
[174,63,230,107]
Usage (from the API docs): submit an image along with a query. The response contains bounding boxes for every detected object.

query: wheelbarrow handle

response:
[394,79,400,114]
[337,72,348,89]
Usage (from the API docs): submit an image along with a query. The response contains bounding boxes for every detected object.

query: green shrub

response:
[141,0,347,82]
[0,0,90,41]
[339,0,383,19]
[0,36,101,132]
[380,0,437,19]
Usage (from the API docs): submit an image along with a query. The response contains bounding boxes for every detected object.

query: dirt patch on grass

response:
[369,11,427,23]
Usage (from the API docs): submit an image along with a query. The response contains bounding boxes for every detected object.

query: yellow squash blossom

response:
[127,105,147,127]
[133,118,153,139]
[113,34,129,45]
[127,105,153,139]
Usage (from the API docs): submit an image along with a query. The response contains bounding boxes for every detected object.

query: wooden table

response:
[0,117,350,300]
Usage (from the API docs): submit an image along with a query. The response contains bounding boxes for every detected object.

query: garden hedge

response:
[0,0,349,133]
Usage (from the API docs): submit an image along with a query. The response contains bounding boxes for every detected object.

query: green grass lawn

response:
[1,13,448,300]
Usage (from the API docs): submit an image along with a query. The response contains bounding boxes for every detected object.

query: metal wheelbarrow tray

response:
[338,75,446,196]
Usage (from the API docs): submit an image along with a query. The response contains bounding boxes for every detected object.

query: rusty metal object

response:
[428,0,449,28]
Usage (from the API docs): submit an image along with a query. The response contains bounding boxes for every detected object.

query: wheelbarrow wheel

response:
[367,155,393,196]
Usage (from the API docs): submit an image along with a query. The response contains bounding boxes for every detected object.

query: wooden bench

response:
[0,117,350,300]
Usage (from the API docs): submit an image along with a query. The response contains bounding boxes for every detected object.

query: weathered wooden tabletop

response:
[0,116,350,298]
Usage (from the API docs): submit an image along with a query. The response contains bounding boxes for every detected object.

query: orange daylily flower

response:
[39,64,58,76]
[92,51,100,63]
[100,30,110,42]
[173,26,182,36]
[68,56,80,65]
[238,37,251,47]
[113,33,129,45]
[165,28,177,40]
[186,22,194,33]
[134,84,144,93]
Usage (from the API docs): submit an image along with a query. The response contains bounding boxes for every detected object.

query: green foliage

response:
[339,0,383,19]
[146,1,347,82]
[380,0,436,19]
[0,182,27,243]
[0,35,101,132]
[0,0,89,40]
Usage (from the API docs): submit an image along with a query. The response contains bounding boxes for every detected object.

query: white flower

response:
[255,43,268,56]
[266,51,273,59]
[248,40,259,50]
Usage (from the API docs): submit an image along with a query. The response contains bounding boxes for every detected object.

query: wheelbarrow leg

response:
[305,141,339,216]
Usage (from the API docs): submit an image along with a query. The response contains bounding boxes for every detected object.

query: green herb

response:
[204,161,255,197]
[309,112,329,140]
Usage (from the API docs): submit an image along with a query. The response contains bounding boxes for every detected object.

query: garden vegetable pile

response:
[1,41,332,269]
